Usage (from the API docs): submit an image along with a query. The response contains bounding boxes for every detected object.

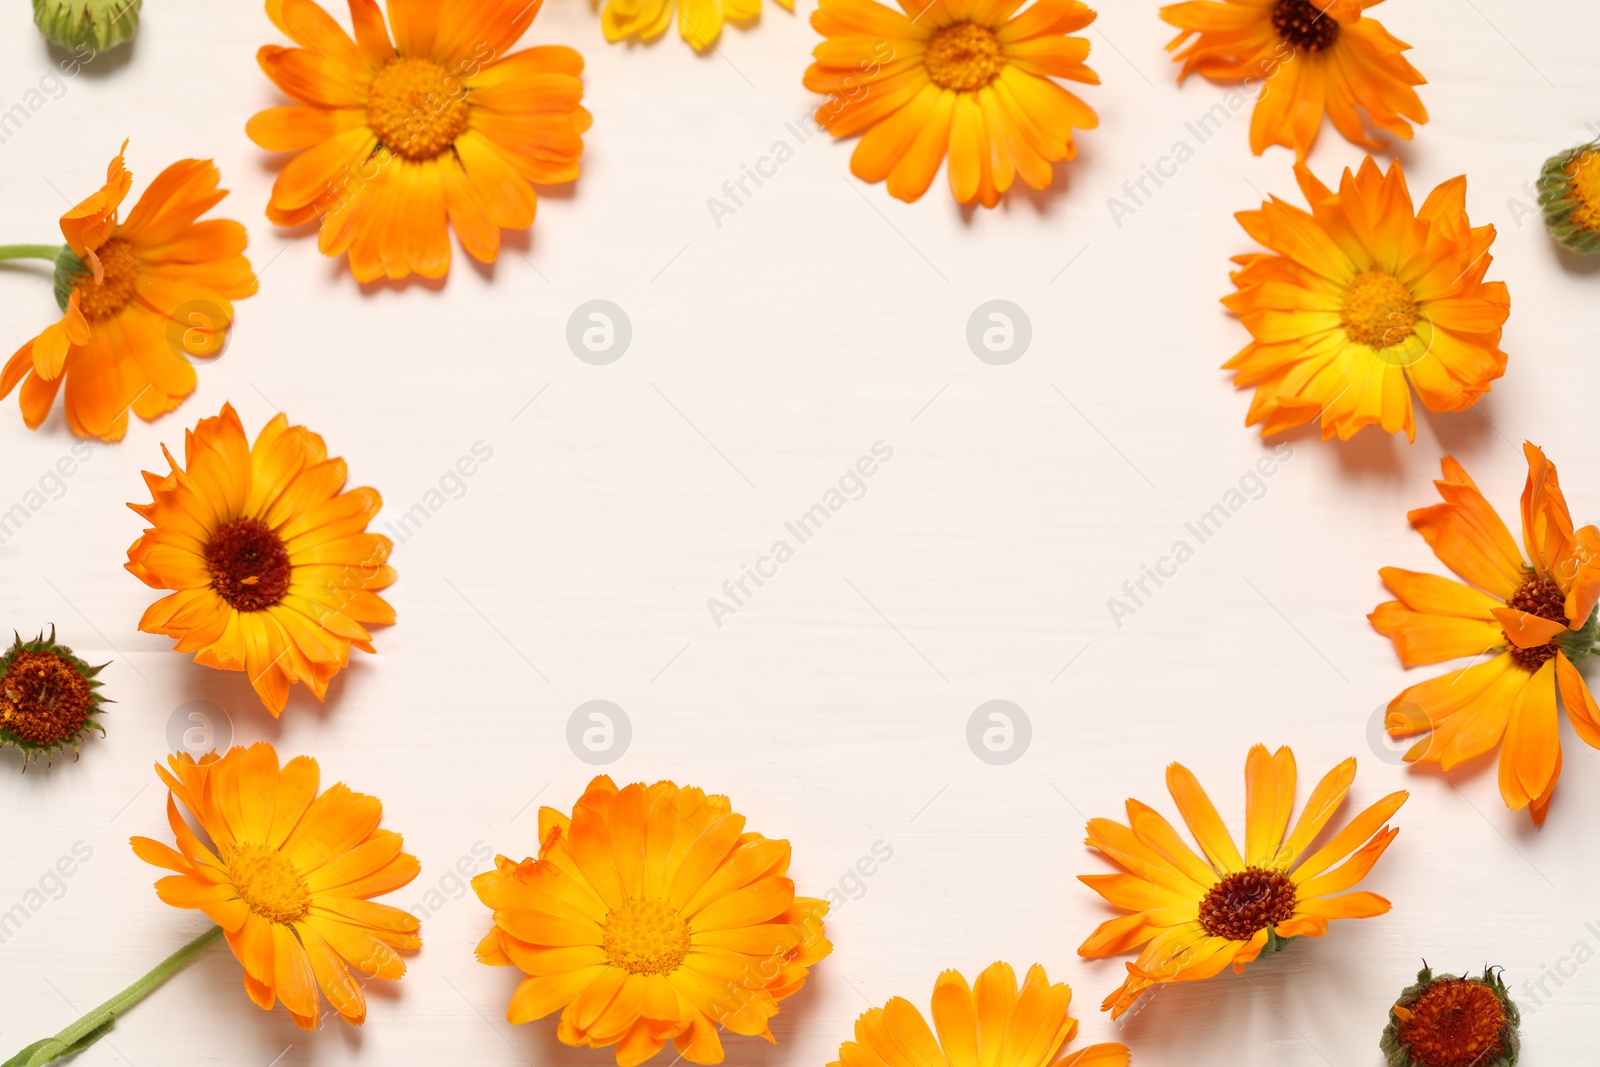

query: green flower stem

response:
[0,244,64,264]
[3,925,223,1067]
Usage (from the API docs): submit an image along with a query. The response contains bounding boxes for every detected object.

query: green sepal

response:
[1536,140,1600,255]
[1556,605,1600,663]
[1258,929,1295,959]
[32,0,141,53]
[51,247,87,313]
[1380,963,1520,1067]
[0,627,111,768]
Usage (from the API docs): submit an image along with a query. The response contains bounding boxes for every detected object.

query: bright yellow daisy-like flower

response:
[833,962,1128,1067]
[596,0,788,51]
[247,0,590,282]
[804,0,1100,206]
[1161,0,1426,159]
[130,743,421,1030]
[0,143,255,441]
[125,403,396,715]
[1372,445,1600,825]
[472,775,831,1065]
[1079,745,1405,1018]
[1224,156,1508,441]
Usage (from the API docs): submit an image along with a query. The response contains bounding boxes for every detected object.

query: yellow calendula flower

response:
[595,0,787,51]
[1079,745,1405,1018]
[833,962,1129,1067]
[473,775,830,1065]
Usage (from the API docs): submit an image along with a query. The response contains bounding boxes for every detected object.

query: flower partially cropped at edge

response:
[0,143,256,441]
[804,0,1100,206]
[34,0,141,52]
[1079,745,1406,1018]
[0,628,109,769]
[1224,156,1508,441]
[597,0,787,51]
[247,0,590,283]
[833,962,1129,1067]
[1372,445,1600,824]
[1160,0,1426,159]
[126,404,396,715]
[472,775,831,1065]
[131,743,421,1029]
[1536,139,1600,255]
[1381,965,1520,1067]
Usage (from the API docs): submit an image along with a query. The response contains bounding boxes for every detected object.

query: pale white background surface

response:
[1,0,1598,1063]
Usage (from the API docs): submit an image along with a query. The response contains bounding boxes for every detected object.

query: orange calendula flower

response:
[1160,0,1426,159]
[0,143,255,441]
[1372,445,1600,825]
[597,0,788,51]
[247,0,590,282]
[804,0,1099,206]
[125,404,396,715]
[472,775,831,1065]
[130,743,421,1030]
[833,962,1129,1067]
[1224,156,1508,441]
[1079,745,1405,1018]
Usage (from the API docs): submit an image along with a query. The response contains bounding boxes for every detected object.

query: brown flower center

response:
[224,842,311,924]
[1341,271,1419,349]
[602,898,690,976]
[1398,980,1506,1067]
[205,518,292,612]
[1566,147,1600,234]
[1506,572,1568,671]
[366,56,471,161]
[0,651,93,748]
[1272,0,1339,52]
[73,237,141,320]
[924,23,1005,92]
[1198,867,1297,941]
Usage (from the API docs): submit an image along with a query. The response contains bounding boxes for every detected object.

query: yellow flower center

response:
[204,518,292,613]
[602,898,691,976]
[1397,980,1506,1067]
[1197,867,1297,942]
[73,238,140,320]
[924,23,1005,93]
[225,842,311,924]
[366,56,471,161]
[1506,572,1567,671]
[1565,147,1600,234]
[1271,0,1339,53]
[1340,271,1419,349]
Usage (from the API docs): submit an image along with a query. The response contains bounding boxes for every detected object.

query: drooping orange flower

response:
[1079,745,1405,1018]
[1160,0,1426,159]
[247,0,589,282]
[1372,445,1600,824]
[0,143,255,441]
[125,404,396,715]
[130,743,421,1030]
[832,962,1128,1067]
[804,0,1099,206]
[472,775,831,1065]
[1224,156,1508,440]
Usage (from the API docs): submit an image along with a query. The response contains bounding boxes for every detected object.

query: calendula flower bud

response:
[32,0,140,52]
[1538,140,1600,254]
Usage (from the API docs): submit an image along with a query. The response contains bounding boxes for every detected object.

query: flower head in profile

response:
[0,628,109,769]
[1381,964,1520,1067]
[804,0,1099,206]
[1161,0,1426,159]
[130,743,421,1029]
[1536,140,1600,255]
[0,143,255,440]
[1224,157,1508,440]
[1372,445,1600,824]
[1079,745,1405,1018]
[247,0,589,282]
[472,775,831,1065]
[125,404,396,715]
[833,962,1128,1067]
[597,0,788,51]
[34,0,141,52]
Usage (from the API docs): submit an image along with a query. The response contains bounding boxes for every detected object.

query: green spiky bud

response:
[32,0,141,53]
[1381,964,1519,1067]
[0,627,110,770]
[1537,140,1600,255]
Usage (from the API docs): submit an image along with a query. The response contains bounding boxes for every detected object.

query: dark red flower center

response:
[1506,573,1567,671]
[205,518,292,612]
[1272,0,1339,53]
[1198,867,1297,941]
[0,651,93,747]
[1398,980,1505,1067]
